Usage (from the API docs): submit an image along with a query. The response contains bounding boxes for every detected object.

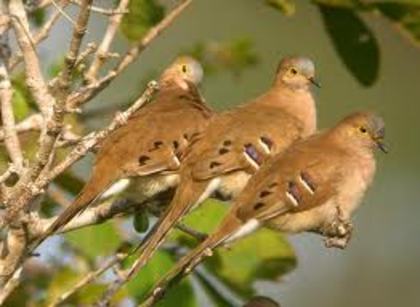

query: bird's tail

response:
[126,178,211,279]
[33,169,115,249]
[139,213,243,306]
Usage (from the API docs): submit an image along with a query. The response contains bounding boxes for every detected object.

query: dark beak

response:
[375,139,389,153]
[309,77,321,88]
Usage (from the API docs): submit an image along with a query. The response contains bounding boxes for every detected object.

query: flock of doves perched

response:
[37,55,388,304]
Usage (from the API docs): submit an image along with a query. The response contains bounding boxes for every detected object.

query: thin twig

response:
[67,0,193,109]
[0,113,43,141]
[0,267,23,305]
[9,0,55,116]
[0,34,24,171]
[84,0,130,83]
[9,0,71,71]
[48,253,126,307]
[70,0,129,16]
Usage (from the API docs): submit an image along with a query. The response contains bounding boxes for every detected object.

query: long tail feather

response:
[140,213,243,307]
[127,178,211,279]
[32,170,115,250]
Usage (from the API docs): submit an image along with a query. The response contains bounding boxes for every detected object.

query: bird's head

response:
[336,111,388,153]
[160,56,203,89]
[275,56,319,90]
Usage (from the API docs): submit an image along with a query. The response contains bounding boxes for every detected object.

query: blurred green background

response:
[4,0,420,306]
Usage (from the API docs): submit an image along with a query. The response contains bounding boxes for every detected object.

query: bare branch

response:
[70,0,129,16]
[38,81,158,188]
[84,0,130,83]
[67,0,193,109]
[0,267,22,305]
[0,113,44,141]
[9,0,71,71]
[48,253,126,307]
[9,0,55,116]
[0,36,24,171]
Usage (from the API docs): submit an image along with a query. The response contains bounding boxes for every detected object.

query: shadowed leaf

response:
[266,0,296,16]
[120,0,165,41]
[65,221,121,259]
[375,2,420,45]
[319,5,380,86]
[171,201,296,297]
[124,251,196,306]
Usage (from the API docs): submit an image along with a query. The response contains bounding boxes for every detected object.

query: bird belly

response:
[213,171,252,201]
[269,202,337,234]
[123,174,180,205]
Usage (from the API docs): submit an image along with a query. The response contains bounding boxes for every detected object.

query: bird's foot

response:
[324,236,349,249]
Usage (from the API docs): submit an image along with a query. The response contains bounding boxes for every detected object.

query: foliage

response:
[3,0,420,305]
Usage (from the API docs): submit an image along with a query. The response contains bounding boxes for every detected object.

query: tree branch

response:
[84,0,130,83]
[67,0,193,109]
[9,0,55,116]
[0,24,24,171]
[47,253,126,307]
[8,0,71,71]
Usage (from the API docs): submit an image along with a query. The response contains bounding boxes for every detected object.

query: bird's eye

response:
[290,68,297,75]
[181,65,188,73]
[359,127,367,133]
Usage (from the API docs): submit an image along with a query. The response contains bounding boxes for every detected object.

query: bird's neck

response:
[264,83,317,136]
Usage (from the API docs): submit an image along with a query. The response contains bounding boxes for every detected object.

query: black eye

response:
[359,127,367,133]
[290,68,297,75]
[182,65,187,73]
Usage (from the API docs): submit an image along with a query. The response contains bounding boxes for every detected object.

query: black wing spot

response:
[260,136,274,150]
[219,148,229,155]
[253,202,265,210]
[183,133,189,140]
[209,161,222,169]
[139,155,151,165]
[259,190,272,198]
[223,140,232,146]
[154,141,163,148]
[173,140,179,150]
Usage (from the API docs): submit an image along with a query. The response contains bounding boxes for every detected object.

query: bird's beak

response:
[309,77,321,88]
[375,138,389,153]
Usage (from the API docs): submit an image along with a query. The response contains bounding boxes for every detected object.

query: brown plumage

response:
[139,112,387,305]
[126,56,319,280]
[36,56,213,244]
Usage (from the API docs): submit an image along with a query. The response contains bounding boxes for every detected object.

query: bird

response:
[139,111,387,305]
[126,56,320,281]
[37,56,214,242]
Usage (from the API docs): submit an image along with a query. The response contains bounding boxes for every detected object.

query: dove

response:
[138,111,387,307]
[125,56,320,282]
[38,56,214,242]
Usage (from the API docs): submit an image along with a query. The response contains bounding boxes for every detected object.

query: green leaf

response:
[55,171,85,196]
[125,250,196,306]
[171,201,296,297]
[65,221,121,259]
[120,0,165,41]
[266,0,296,16]
[319,5,380,86]
[186,38,258,77]
[12,88,30,121]
[375,2,420,44]
[205,228,296,296]
[314,0,361,8]
[30,8,46,27]
[133,211,150,233]
[45,267,106,305]
[45,267,80,305]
